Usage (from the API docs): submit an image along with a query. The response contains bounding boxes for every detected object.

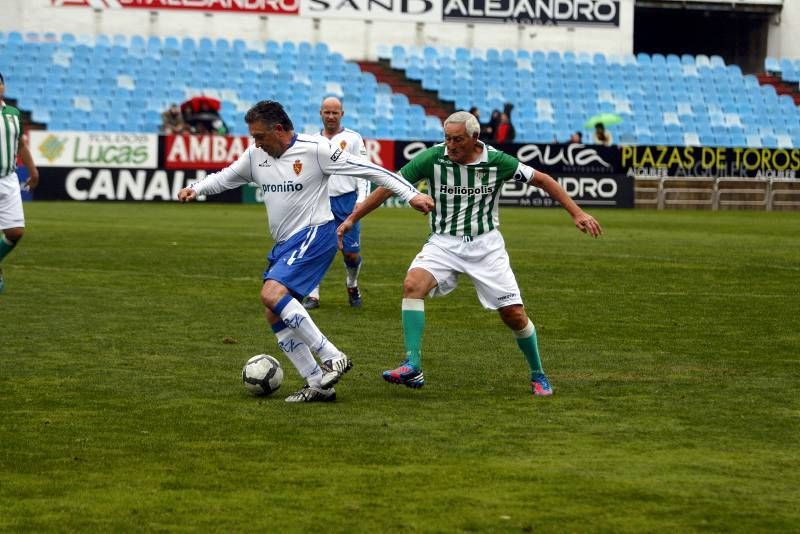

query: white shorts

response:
[0,173,25,230]
[408,229,524,310]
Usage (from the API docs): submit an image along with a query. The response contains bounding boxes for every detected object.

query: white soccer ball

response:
[242,354,284,396]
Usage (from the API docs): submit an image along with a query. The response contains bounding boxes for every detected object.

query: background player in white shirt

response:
[178,100,434,403]
[303,97,370,310]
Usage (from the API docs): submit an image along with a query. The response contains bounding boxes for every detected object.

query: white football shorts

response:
[408,229,524,310]
[0,173,25,230]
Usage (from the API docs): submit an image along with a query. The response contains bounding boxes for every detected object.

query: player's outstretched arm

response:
[350,186,394,222]
[532,171,603,237]
[337,186,394,249]
[177,187,198,203]
[408,193,434,214]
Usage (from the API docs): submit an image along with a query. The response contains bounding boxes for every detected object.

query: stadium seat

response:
[765,57,781,73]
[9,35,792,146]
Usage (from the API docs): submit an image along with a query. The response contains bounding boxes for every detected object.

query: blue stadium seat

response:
[7,37,770,146]
[765,57,781,73]
[7,31,23,45]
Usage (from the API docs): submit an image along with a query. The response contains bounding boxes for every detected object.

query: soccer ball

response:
[242,354,284,396]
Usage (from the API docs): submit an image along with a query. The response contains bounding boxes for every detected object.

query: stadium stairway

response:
[757,72,800,105]
[358,60,454,123]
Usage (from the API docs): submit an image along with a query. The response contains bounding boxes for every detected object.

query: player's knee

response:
[403,269,435,298]
[403,278,431,298]
[499,305,528,330]
[402,277,421,298]
[260,281,283,309]
[343,251,360,264]
[3,228,24,243]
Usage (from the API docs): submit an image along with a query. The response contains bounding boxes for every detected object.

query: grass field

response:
[1,202,798,532]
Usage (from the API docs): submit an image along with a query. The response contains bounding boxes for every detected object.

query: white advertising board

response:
[29,131,159,169]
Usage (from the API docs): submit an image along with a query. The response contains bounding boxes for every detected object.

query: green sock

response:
[0,236,16,263]
[402,298,425,369]
[514,320,544,378]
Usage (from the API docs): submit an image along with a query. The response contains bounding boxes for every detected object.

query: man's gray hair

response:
[445,111,480,137]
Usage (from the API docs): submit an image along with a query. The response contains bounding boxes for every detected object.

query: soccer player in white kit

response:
[338,111,602,397]
[303,97,370,309]
[0,71,40,293]
[178,100,434,402]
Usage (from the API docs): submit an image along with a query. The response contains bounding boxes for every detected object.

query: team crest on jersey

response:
[339,140,347,150]
[293,160,303,175]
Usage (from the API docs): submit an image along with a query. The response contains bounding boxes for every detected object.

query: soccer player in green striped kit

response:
[337,111,602,396]
[0,72,40,293]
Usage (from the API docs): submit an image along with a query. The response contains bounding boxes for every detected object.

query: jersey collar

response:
[320,127,344,138]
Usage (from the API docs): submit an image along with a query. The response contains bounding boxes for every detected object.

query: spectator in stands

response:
[160,103,187,134]
[494,112,516,144]
[569,131,583,144]
[592,123,613,146]
[483,109,501,140]
[182,98,228,136]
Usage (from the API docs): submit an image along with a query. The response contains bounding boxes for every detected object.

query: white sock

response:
[345,259,361,288]
[275,328,323,387]
[308,286,320,300]
[279,298,340,362]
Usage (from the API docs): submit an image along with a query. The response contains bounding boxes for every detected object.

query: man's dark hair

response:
[245,100,293,130]
[0,72,4,84]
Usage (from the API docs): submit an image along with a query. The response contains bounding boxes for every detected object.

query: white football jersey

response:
[189,133,419,243]
[315,128,370,201]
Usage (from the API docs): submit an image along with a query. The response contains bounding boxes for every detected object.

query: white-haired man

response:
[337,111,603,396]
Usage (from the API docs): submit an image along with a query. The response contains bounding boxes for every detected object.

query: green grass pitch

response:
[1,202,798,532]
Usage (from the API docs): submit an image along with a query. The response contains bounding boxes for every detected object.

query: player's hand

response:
[23,174,39,191]
[409,193,434,214]
[177,187,197,203]
[336,219,354,250]
[574,212,602,237]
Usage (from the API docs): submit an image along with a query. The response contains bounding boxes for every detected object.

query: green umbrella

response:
[585,113,623,128]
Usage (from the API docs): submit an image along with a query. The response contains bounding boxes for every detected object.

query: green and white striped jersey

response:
[400,142,535,236]
[0,102,22,177]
